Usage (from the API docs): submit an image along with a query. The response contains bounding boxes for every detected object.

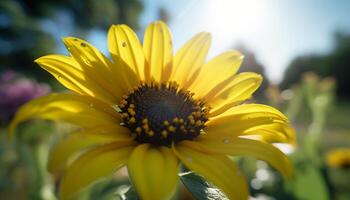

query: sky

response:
[139,0,350,83]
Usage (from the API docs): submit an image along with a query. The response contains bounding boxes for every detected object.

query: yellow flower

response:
[9,21,295,200]
[326,148,350,169]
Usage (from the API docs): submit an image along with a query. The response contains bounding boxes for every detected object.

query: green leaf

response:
[88,180,123,200]
[286,161,330,200]
[180,172,229,200]
[123,186,139,200]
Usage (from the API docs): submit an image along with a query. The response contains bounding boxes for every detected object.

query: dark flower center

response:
[118,82,209,146]
[340,160,350,169]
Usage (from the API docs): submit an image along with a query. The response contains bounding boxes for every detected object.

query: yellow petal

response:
[212,103,288,121]
[63,37,138,98]
[205,104,289,139]
[63,37,124,95]
[8,93,120,137]
[205,120,295,146]
[143,21,173,83]
[171,32,212,89]
[35,55,120,105]
[108,24,145,80]
[48,125,132,173]
[59,141,135,200]
[190,50,244,99]
[206,72,262,117]
[173,142,248,200]
[188,137,294,179]
[244,122,296,145]
[127,144,179,200]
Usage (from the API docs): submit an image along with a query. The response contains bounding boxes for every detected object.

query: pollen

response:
[118,82,210,146]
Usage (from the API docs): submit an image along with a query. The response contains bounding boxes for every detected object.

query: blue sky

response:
[139,0,350,83]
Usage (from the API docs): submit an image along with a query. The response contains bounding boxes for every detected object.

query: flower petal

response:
[187,137,294,179]
[173,142,248,200]
[127,144,179,200]
[108,24,145,80]
[48,125,132,173]
[59,141,135,200]
[243,122,296,145]
[63,37,138,98]
[205,121,295,146]
[206,72,262,117]
[143,21,173,83]
[171,32,212,89]
[35,55,120,105]
[212,103,287,121]
[190,50,244,99]
[9,93,120,137]
[205,104,290,142]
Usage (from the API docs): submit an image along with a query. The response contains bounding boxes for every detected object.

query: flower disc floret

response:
[119,81,209,146]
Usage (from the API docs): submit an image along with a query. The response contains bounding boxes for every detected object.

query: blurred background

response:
[1,0,350,199]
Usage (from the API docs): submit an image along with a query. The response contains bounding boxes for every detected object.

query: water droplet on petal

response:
[80,42,87,47]
[57,75,62,79]
[122,42,127,47]
[113,105,122,112]
[82,58,91,65]
[223,138,230,144]
[250,178,262,189]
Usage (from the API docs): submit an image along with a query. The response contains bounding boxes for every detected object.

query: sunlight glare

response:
[203,0,268,40]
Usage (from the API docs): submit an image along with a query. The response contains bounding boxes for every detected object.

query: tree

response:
[280,32,350,98]
[0,0,143,81]
[323,32,350,97]
[280,54,322,90]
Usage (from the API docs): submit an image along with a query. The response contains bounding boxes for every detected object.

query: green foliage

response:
[180,172,229,200]
[251,72,345,200]
[286,152,330,200]
[88,179,133,200]
[0,121,55,200]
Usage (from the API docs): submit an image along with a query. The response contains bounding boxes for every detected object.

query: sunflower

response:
[326,148,350,169]
[9,21,295,200]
